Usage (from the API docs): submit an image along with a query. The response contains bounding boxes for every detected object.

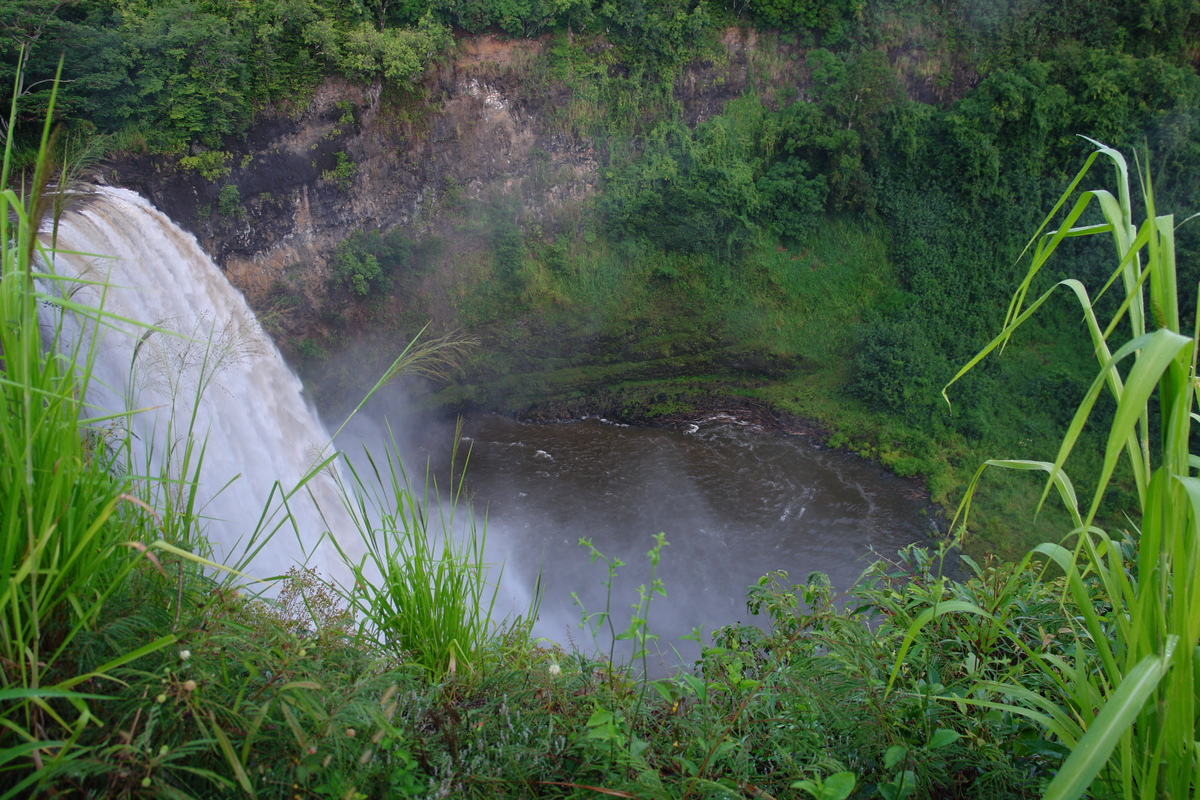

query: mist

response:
[334,393,935,673]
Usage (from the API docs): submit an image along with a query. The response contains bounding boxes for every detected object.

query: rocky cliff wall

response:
[96,31,803,325]
[94,27,963,404]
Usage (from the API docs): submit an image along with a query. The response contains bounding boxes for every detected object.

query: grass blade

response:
[1041,646,1173,800]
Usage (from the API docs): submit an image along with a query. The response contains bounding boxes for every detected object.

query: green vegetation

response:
[7,6,1200,792]
[179,150,232,181]
[0,82,176,797]
[0,0,453,154]
[320,151,356,191]
[335,425,509,680]
[942,144,1200,799]
[6,82,1200,797]
[216,184,241,217]
[330,227,416,297]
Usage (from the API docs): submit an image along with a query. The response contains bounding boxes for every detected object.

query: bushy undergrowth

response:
[6,536,1104,799]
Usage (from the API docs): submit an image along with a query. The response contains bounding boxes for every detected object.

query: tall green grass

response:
[0,64,175,795]
[317,330,515,683]
[944,142,1200,798]
[332,422,519,681]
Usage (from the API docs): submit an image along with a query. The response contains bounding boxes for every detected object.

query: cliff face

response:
[97,29,969,417]
[103,40,552,301]
[100,26,963,325]
[98,31,786,320]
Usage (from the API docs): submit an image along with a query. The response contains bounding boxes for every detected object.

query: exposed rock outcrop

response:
[103,38,597,317]
[97,32,792,316]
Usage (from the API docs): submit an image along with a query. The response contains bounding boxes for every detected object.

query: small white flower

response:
[548,664,561,677]
[179,650,191,661]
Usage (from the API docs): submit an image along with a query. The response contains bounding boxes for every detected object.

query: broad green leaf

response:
[793,772,857,800]
[928,729,961,749]
[822,772,857,800]
[1087,329,1191,525]
[1042,646,1173,800]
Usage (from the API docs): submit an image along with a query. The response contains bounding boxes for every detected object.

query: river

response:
[399,412,938,670]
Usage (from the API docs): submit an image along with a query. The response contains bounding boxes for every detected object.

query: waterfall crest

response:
[45,186,350,583]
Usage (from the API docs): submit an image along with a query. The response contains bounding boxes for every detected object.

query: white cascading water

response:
[44,186,354,585]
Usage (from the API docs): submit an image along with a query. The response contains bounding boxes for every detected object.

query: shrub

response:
[321,151,356,191]
[178,149,232,181]
[216,183,241,217]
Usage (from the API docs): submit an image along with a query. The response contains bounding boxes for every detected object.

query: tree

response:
[125,3,251,149]
[338,14,449,83]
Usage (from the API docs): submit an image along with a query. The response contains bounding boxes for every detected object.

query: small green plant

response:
[296,337,328,363]
[442,175,465,209]
[573,533,669,684]
[570,533,670,778]
[793,771,856,800]
[178,150,232,181]
[334,422,510,681]
[333,245,382,297]
[216,184,241,217]
[322,151,356,191]
[878,746,918,800]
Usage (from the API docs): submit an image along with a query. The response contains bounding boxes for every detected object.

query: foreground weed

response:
[574,533,669,684]
[943,143,1200,798]
[32,565,431,798]
[0,60,178,796]
[333,422,513,682]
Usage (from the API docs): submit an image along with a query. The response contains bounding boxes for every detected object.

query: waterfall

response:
[44,186,352,584]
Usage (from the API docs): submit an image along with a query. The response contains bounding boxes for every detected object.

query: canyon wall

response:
[101,32,788,322]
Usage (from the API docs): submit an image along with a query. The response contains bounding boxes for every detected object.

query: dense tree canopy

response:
[0,0,454,149]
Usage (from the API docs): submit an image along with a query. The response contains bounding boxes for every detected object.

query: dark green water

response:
[431,414,936,670]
